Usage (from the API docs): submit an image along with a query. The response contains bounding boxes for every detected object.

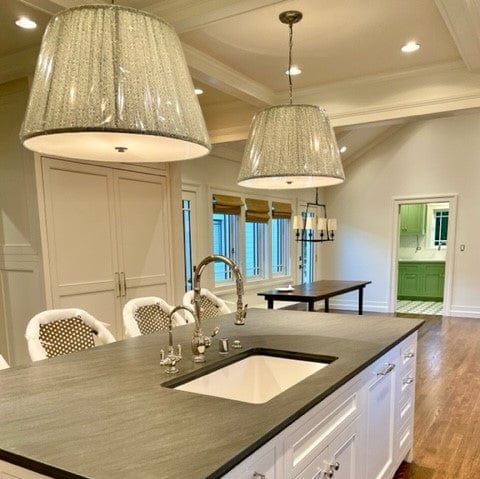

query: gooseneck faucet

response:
[191,255,248,363]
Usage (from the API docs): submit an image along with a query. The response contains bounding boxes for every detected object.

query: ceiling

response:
[1,0,480,164]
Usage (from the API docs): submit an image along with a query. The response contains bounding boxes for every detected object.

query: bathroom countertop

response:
[0,309,423,479]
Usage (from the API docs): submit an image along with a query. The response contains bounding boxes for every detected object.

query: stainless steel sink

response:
[165,349,336,404]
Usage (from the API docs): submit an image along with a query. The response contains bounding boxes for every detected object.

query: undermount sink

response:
[166,350,336,404]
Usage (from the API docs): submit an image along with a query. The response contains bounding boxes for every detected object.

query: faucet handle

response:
[177,344,182,357]
[160,349,165,360]
[211,326,220,338]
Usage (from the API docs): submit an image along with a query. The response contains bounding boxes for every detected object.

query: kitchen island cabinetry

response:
[223,333,417,479]
[0,310,422,479]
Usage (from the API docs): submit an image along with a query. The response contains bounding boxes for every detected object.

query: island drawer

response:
[399,333,417,370]
[283,379,362,478]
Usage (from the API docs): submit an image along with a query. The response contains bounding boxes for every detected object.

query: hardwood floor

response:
[393,315,480,478]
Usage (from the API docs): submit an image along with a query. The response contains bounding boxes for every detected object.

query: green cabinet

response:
[397,261,445,301]
[400,204,426,235]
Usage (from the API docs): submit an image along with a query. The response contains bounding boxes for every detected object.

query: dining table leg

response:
[358,287,364,315]
[324,298,329,313]
[267,298,274,309]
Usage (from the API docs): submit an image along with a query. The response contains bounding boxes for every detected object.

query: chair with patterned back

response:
[182,288,231,322]
[25,309,116,362]
[122,296,188,338]
[0,354,9,370]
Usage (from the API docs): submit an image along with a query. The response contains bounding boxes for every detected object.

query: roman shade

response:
[245,198,270,223]
[212,194,243,215]
[272,201,292,219]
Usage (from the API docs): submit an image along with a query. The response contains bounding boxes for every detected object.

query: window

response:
[213,213,239,282]
[272,217,290,275]
[245,221,266,278]
[434,210,448,246]
[182,199,193,291]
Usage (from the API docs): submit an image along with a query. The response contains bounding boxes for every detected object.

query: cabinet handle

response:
[404,351,415,359]
[120,272,126,297]
[377,363,396,376]
[403,377,414,385]
[252,473,265,479]
[114,272,121,297]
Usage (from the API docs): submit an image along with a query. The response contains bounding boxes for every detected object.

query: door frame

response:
[389,193,458,315]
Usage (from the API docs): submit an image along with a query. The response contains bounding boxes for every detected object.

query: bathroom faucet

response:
[191,255,248,363]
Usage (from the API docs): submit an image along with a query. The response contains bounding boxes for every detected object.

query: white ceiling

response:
[1,0,480,162]
[181,0,461,91]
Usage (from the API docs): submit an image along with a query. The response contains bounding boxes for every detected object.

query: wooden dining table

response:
[258,280,372,315]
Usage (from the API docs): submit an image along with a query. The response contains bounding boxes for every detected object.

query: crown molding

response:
[286,61,480,127]
[183,44,276,107]
[435,0,480,73]
[208,125,251,144]
[147,0,285,33]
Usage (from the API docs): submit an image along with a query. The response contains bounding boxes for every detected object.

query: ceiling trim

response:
[435,0,480,73]
[147,0,285,33]
[208,124,251,144]
[184,44,276,107]
[290,61,480,127]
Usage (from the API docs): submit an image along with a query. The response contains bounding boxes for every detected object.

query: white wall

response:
[322,111,480,317]
[180,151,319,308]
[0,78,46,365]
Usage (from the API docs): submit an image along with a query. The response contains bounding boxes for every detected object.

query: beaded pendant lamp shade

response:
[20,5,211,163]
[237,11,344,189]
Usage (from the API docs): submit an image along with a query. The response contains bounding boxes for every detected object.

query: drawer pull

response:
[403,377,414,385]
[404,352,415,359]
[253,473,266,479]
[318,462,340,478]
[377,363,396,376]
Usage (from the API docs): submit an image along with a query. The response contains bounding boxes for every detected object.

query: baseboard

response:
[447,305,480,318]
[328,299,390,313]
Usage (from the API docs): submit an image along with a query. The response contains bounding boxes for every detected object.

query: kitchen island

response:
[0,309,423,479]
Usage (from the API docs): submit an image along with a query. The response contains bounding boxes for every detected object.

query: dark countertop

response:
[0,309,423,479]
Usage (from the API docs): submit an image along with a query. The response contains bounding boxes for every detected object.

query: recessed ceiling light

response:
[285,65,302,76]
[340,146,347,154]
[401,41,420,53]
[194,88,204,95]
[15,17,37,29]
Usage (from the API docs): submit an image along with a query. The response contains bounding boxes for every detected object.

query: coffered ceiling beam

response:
[435,0,480,73]
[184,45,275,108]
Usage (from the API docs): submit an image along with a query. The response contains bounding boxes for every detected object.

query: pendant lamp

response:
[20,5,210,163]
[237,11,344,189]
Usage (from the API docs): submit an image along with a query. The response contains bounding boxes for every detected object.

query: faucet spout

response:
[193,255,247,327]
[189,255,247,363]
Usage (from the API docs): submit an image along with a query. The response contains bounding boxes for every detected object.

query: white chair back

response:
[0,354,9,370]
[182,288,231,322]
[122,297,187,338]
[25,308,116,361]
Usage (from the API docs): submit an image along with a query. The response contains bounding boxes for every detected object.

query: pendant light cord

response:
[288,21,294,105]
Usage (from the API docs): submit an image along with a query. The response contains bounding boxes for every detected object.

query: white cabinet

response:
[364,350,397,479]
[221,332,418,479]
[39,158,174,339]
[295,418,361,479]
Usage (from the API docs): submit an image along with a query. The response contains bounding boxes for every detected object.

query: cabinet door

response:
[364,356,396,479]
[398,264,421,297]
[113,170,173,304]
[42,159,122,338]
[424,263,445,300]
[327,418,362,479]
[400,204,426,235]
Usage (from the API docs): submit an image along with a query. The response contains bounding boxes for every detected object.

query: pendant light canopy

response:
[237,11,344,189]
[20,5,210,163]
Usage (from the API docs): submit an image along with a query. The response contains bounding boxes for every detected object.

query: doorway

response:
[390,195,457,316]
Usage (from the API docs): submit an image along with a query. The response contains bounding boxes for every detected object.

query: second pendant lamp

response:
[237,11,345,189]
